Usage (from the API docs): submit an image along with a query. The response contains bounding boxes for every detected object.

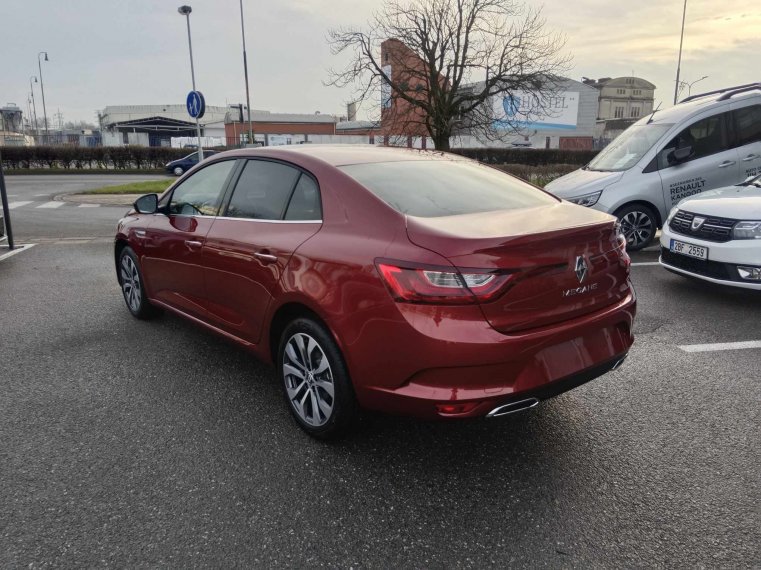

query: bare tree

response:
[327,0,571,150]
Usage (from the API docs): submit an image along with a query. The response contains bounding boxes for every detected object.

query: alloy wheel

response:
[282,333,335,427]
[120,255,142,313]
[620,210,654,248]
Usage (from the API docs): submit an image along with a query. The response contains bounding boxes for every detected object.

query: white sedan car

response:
[660,175,761,290]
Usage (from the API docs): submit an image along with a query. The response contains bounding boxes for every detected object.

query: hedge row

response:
[0,146,195,170]
[0,145,598,170]
[451,148,599,166]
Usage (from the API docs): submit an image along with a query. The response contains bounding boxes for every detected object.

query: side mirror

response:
[668,145,693,164]
[134,193,159,214]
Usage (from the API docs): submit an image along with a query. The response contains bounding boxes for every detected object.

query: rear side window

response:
[285,175,322,220]
[732,105,761,147]
[658,113,730,168]
[340,160,556,218]
[226,160,301,220]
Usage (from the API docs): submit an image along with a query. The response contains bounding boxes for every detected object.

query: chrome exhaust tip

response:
[611,355,628,370]
[486,397,539,419]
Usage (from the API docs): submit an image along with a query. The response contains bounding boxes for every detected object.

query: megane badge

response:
[575,256,588,284]
[691,216,706,231]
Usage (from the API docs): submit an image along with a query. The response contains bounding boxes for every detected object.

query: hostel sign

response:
[493,91,579,130]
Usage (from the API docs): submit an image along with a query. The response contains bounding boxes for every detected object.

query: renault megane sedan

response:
[115,146,636,438]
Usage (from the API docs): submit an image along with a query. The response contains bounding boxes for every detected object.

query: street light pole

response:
[29,76,39,135]
[38,51,50,140]
[673,0,687,105]
[678,75,709,99]
[239,0,253,146]
[178,5,203,160]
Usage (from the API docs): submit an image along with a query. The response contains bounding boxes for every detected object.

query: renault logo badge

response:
[575,256,588,283]
[691,216,706,231]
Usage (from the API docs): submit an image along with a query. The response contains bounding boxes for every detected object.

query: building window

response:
[617,88,626,95]
[625,77,634,84]
[633,89,642,96]
[631,107,641,118]
[614,106,624,118]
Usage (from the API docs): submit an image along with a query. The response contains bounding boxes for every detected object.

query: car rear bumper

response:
[352,290,636,420]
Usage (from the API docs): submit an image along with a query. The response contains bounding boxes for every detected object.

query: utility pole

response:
[239,0,254,145]
[38,51,50,140]
[673,0,687,105]
[29,76,39,135]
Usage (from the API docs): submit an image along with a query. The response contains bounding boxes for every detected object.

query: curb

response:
[55,193,136,207]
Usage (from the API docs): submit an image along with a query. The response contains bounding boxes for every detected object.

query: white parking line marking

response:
[77,203,100,208]
[8,201,34,209]
[679,341,761,353]
[34,193,49,197]
[631,262,661,266]
[0,243,36,262]
[37,201,65,209]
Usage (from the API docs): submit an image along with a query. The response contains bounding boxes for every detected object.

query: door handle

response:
[254,251,278,263]
[185,240,203,250]
[718,160,736,168]
[742,154,759,162]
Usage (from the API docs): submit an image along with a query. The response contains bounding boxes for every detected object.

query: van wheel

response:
[616,204,657,251]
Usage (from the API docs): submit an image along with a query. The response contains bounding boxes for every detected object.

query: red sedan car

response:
[116,146,635,438]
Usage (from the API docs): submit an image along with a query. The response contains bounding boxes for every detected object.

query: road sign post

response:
[0,148,15,250]
[186,90,206,160]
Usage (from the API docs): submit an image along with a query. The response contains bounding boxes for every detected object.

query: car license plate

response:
[670,239,708,260]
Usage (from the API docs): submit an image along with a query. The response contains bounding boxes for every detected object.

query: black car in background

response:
[165,150,217,176]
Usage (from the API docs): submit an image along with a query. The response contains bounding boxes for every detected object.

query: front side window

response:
[732,105,761,147]
[169,160,236,216]
[658,113,729,168]
[340,160,556,218]
[225,160,301,220]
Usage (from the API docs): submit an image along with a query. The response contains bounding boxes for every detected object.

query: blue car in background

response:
[165,150,217,176]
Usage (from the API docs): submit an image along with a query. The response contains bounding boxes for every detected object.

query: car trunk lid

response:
[406,202,630,333]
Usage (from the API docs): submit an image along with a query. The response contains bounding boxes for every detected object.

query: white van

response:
[545,83,761,250]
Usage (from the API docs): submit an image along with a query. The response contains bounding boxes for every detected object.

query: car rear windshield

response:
[340,160,556,217]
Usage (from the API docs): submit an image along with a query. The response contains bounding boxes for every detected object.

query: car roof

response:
[214,145,461,167]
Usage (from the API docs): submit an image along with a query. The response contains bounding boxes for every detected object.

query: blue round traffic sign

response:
[186,90,206,119]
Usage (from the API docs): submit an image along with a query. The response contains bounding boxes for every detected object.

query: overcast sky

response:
[3,0,758,124]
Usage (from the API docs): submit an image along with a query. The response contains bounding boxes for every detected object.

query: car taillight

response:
[376,260,513,305]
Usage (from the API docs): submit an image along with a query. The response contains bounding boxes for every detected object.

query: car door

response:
[657,111,741,209]
[202,159,323,344]
[730,102,761,180]
[141,159,238,319]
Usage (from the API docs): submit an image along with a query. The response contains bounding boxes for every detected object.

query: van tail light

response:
[376,260,514,305]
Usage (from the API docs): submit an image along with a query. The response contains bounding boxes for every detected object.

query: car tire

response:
[173,166,184,176]
[118,246,159,320]
[616,203,658,251]
[277,318,359,440]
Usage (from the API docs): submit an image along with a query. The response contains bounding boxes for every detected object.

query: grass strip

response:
[83,180,173,195]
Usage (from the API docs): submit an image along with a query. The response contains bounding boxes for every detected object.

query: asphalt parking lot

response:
[1,175,759,567]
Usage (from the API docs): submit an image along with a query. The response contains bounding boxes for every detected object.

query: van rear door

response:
[730,102,761,180]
